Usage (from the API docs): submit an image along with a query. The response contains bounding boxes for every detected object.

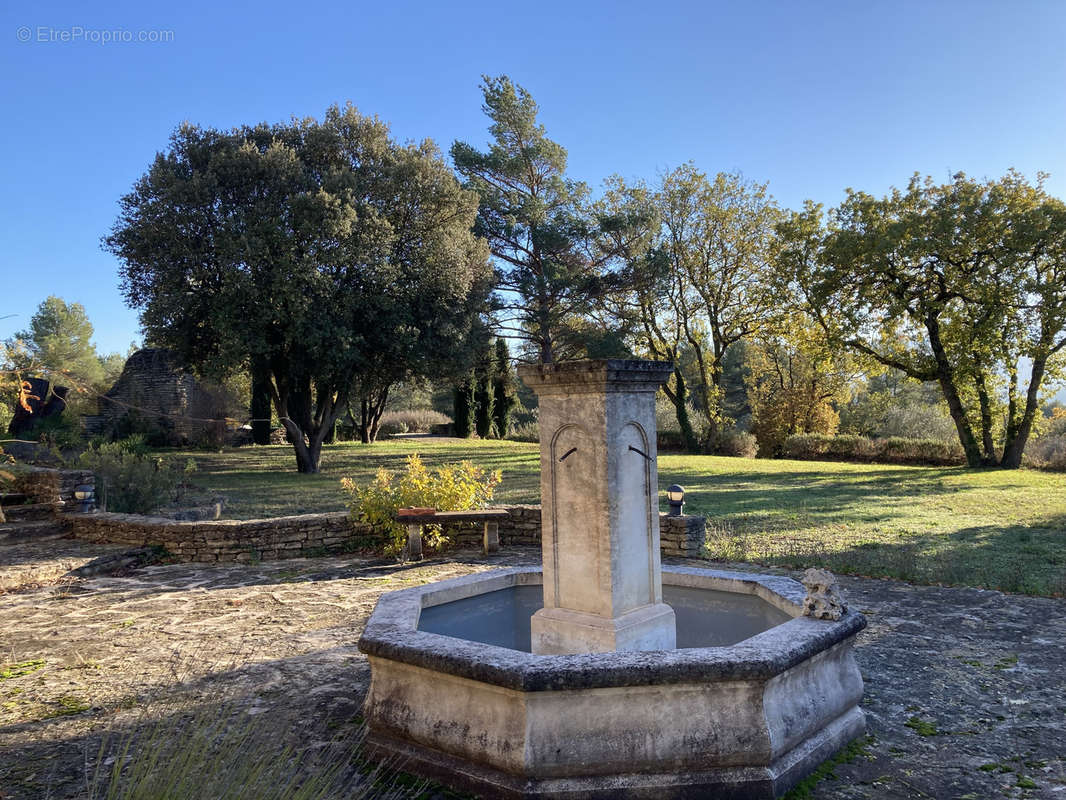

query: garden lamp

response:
[667,484,685,516]
[73,485,95,513]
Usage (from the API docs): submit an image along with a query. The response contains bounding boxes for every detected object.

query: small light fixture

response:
[666,484,685,516]
[73,485,95,513]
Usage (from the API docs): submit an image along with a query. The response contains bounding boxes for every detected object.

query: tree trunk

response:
[280,417,317,473]
[250,358,273,445]
[669,368,700,453]
[1000,358,1046,469]
[357,386,390,444]
[972,362,998,465]
[927,317,984,467]
[359,398,372,443]
[286,374,313,444]
[1004,361,1020,446]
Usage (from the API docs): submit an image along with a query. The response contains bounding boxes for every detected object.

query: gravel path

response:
[1,539,1063,799]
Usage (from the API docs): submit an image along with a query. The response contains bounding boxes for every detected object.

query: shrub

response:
[655,394,681,434]
[27,413,84,450]
[492,338,518,438]
[452,379,475,438]
[713,429,758,459]
[474,370,494,438]
[377,409,450,437]
[1025,434,1066,471]
[878,405,957,443]
[111,409,172,447]
[509,419,539,443]
[341,454,501,558]
[77,439,196,514]
[780,433,964,466]
[823,434,876,461]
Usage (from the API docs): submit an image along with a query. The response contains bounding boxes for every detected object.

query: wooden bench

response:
[395,508,511,559]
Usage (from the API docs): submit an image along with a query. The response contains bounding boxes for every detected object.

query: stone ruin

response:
[83,349,231,446]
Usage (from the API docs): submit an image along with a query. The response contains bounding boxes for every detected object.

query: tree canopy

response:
[13,296,104,388]
[106,105,491,472]
[600,166,783,449]
[452,75,643,363]
[780,171,1066,468]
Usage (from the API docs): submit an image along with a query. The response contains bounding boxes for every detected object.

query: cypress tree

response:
[453,375,475,438]
[492,338,518,438]
[474,347,496,438]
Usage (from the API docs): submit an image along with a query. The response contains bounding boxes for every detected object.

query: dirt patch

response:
[0,541,1062,799]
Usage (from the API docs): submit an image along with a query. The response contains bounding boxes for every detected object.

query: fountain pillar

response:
[518,360,677,654]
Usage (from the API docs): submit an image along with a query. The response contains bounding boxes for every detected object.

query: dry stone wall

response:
[68,512,367,562]
[64,505,706,563]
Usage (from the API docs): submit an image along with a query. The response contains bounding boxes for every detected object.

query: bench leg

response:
[406,523,423,561]
[483,521,499,555]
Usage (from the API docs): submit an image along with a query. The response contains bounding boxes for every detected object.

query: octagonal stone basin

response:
[418,581,794,652]
[359,566,866,799]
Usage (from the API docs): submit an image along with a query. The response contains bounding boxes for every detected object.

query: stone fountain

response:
[359,360,866,798]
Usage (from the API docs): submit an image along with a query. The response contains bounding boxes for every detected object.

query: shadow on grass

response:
[702,512,1066,596]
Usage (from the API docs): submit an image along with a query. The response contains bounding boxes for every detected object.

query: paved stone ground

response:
[0,539,1063,799]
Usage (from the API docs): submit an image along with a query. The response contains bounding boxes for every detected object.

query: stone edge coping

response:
[396,509,512,524]
[357,566,867,692]
[64,510,351,527]
[517,359,673,392]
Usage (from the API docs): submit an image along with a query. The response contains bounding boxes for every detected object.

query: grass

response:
[0,659,46,680]
[782,735,874,799]
[904,716,939,737]
[188,439,541,519]
[183,439,1066,595]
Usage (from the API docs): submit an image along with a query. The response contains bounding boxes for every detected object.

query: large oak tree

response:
[780,172,1066,468]
[600,166,783,447]
[106,106,490,472]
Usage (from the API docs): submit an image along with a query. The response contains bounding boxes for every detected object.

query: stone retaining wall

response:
[65,505,706,563]
[67,511,365,562]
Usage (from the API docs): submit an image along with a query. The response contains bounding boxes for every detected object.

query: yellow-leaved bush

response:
[341,454,502,557]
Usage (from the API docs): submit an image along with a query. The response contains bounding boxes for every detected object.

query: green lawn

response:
[186,439,1066,596]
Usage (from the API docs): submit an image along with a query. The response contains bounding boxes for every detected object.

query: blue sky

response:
[2,0,1064,355]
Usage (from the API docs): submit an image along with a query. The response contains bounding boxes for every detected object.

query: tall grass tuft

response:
[86,692,417,800]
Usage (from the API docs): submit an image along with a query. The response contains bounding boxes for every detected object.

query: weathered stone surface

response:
[11,466,92,506]
[4,546,1061,800]
[63,505,706,564]
[803,566,848,621]
[519,360,677,654]
[359,565,865,797]
[0,543,1063,799]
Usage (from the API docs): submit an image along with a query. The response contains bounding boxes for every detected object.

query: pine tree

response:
[452,76,637,364]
